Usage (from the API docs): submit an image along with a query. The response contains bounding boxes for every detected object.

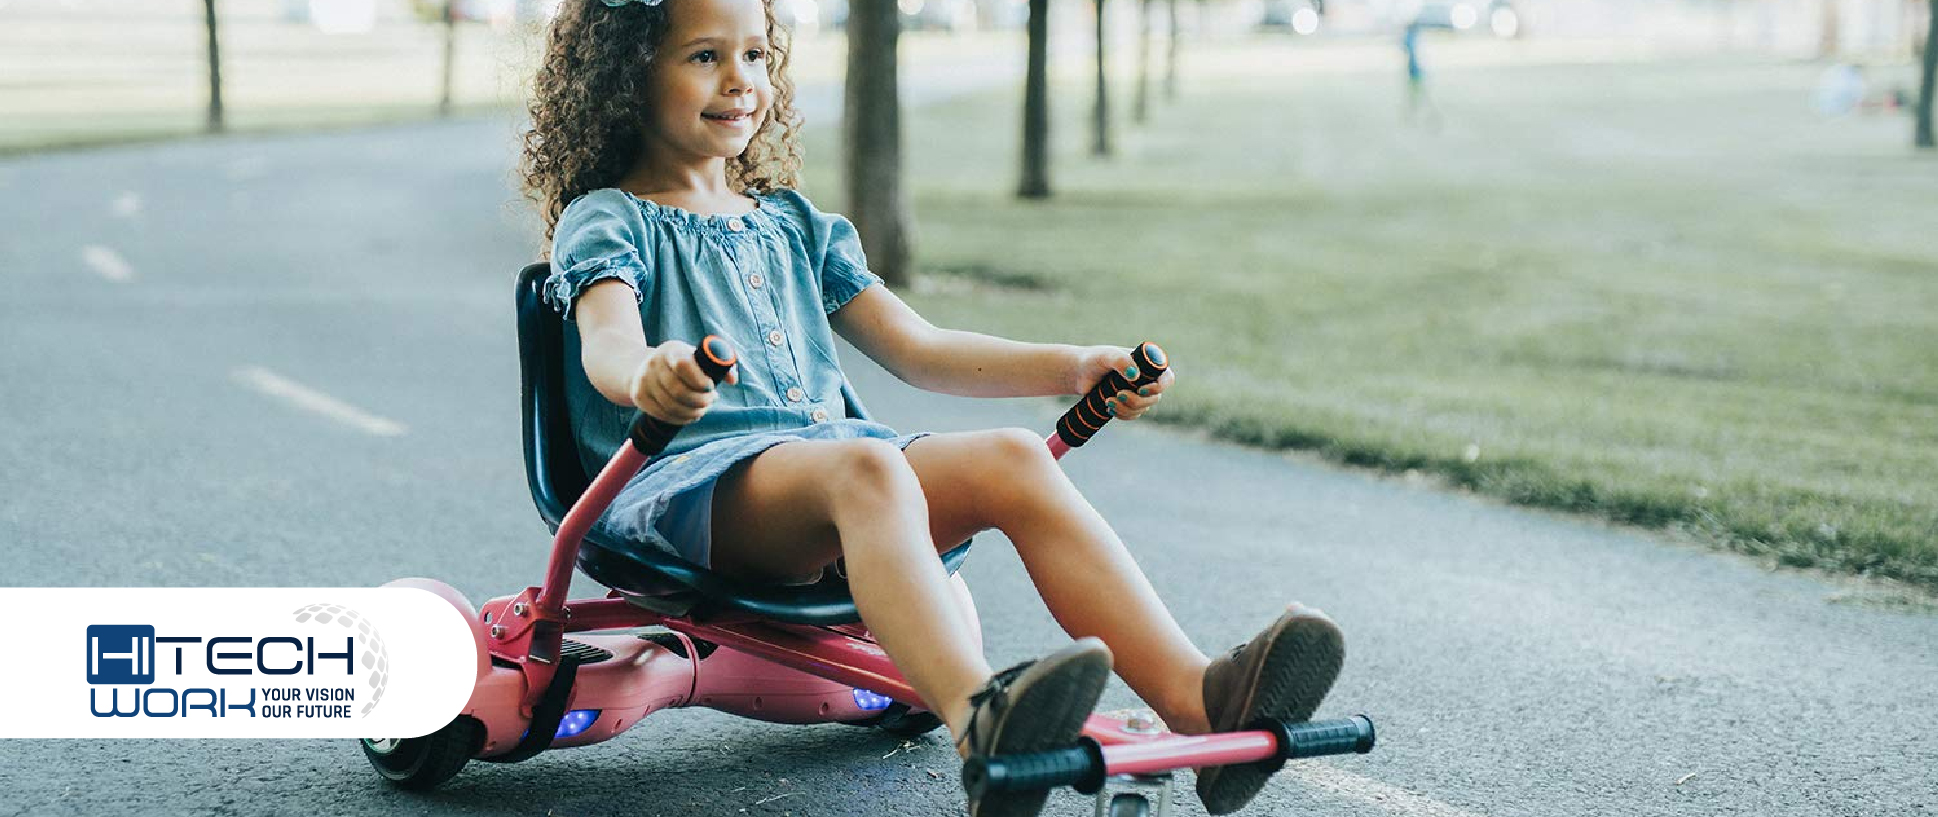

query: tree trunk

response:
[844,0,913,286]
[1819,0,1841,58]
[440,0,457,115]
[1918,0,1936,148]
[1165,0,1179,100]
[1019,0,1053,198]
[1092,0,1111,156]
[1134,0,1152,123]
[203,0,224,133]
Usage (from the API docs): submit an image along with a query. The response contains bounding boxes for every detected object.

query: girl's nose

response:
[721,63,749,94]
[721,59,760,97]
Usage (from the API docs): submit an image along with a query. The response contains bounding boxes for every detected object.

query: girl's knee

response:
[968,427,1061,510]
[825,438,923,504]
[984,426,1052,461]
[983,426,1060,476]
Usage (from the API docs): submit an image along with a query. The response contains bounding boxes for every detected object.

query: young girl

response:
[519,1,1345,814]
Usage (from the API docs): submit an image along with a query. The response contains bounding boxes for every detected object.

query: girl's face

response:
[645,0,774,163]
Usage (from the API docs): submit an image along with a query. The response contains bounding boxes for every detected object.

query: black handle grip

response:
[1055,342,1168,449]
[627,336,738,456]
[961,739,1106,798]
[1253,715,1376,773]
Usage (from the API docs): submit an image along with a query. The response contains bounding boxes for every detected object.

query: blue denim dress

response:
[543,188,933,572]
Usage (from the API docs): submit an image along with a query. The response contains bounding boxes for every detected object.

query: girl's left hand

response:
[1069,345,1176,421]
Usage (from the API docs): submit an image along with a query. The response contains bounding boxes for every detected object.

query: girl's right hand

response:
[628,341,739,425]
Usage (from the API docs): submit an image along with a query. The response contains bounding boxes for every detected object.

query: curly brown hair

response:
[519,0,803,253]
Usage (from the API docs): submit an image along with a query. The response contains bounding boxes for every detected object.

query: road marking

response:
[1290,765,1492,817]
[80,245,133,282]
[233,366,407,437]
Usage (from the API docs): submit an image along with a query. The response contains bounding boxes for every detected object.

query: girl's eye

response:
[690,49,717,64]
[744,48,767,63]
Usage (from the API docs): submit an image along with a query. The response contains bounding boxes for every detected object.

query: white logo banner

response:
[0,588,478,738]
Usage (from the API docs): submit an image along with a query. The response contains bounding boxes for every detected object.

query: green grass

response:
[803,37,1938,590]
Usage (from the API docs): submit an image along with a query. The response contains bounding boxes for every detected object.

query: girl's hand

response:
[1069,344,1175,421]
[629,340,739,425]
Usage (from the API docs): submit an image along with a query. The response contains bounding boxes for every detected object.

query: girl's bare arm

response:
[831,285,1085,398]
[574,280,655,407]
[574,279,731,422]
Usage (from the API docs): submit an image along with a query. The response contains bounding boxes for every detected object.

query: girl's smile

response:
[642,0,775,164]
[701,106,757,128]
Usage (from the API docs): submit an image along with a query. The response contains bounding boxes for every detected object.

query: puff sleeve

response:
[543,189,651,320]
[807,202,885,315]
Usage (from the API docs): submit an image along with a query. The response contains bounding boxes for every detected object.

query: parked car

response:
[1257,0,1324,34]
[1405,0,1520,37]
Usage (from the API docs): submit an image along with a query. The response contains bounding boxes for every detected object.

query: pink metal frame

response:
[471,427,1285,778]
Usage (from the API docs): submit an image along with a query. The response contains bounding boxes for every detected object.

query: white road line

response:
[1290,765,1493,817]
[233,366,408,437]
[80,245,133,282]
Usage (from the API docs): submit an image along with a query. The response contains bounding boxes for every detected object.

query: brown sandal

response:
[1196,605,1344,815]
[958,638,1113,817]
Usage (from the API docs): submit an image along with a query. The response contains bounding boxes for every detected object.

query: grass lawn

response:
[803,36,1938,591]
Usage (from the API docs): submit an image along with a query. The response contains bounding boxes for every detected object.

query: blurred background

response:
[1,0,1934,601]
[3,3,1936,813]
[1,0,1928,151]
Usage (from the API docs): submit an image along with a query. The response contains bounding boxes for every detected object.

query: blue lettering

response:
[226,686,256,717]
[155,636,201,676]
[90,688,140,717]
[142,688,178,717]
[182,689,219,717]
[207,636,253,675]
[257,637,303,675]
[309,636,354,676]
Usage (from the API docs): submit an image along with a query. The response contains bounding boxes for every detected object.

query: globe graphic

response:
[291,604,389,717]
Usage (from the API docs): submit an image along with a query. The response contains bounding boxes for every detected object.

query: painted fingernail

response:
[1124,365,1138,378]
[1138,388,1149,396]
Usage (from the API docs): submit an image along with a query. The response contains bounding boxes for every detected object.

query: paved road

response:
[2,110,1935,817]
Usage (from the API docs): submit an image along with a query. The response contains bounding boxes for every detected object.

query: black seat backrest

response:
[512,261,968,625]
[515,261,587,529]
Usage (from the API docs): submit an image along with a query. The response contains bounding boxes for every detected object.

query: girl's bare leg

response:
[902,429,1214,734]
[707,438,992,737]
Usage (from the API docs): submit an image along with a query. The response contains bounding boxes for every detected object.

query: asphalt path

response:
[2,106,1935,817]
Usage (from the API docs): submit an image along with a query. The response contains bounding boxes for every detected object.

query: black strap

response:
[486,656,582,764]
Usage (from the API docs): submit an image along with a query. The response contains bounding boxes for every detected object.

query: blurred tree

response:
[440,0,457,115]
[845,0,913,285]
[1165,0,1180,100]
[1819,0,1840,58]
[1019,0,1052,197]
[1135,0,1153,123]
[1093,0,1112,156]
[203,0,224,133]
[1919,0,1936,147]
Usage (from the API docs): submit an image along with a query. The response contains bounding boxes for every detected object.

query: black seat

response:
[515,262,967,625]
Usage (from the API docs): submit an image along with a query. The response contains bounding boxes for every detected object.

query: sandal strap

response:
[954,659,1036,753]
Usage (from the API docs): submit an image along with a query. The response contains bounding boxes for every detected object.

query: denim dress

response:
[543,187,935,573]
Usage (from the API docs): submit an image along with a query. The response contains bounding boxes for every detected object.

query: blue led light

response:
[851,688,894,711]
[554,709,600,739]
